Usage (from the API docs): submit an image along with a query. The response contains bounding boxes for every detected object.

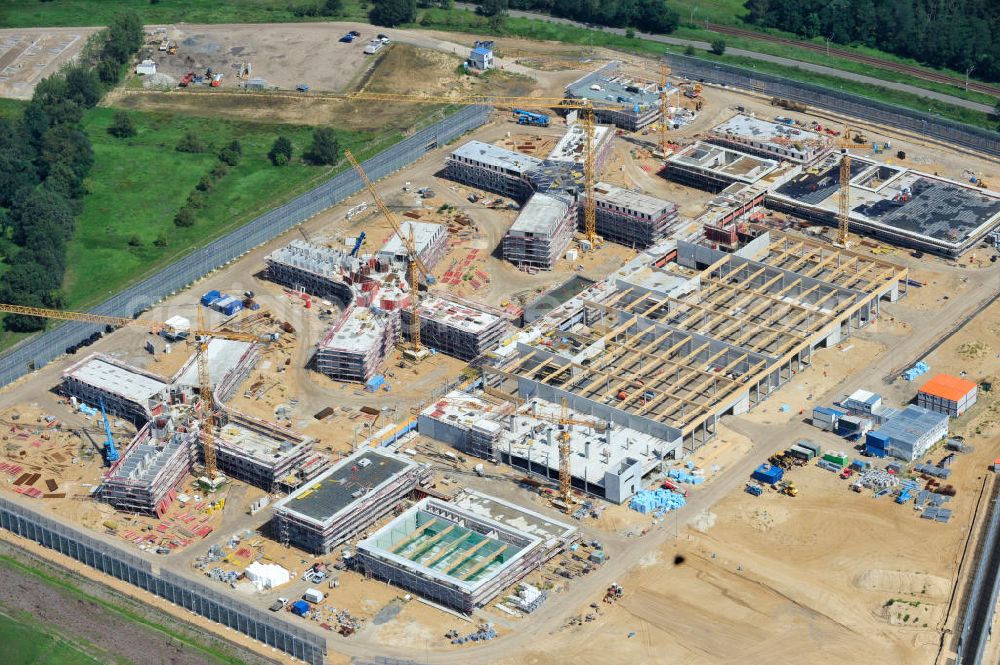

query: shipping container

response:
[303,588,324,604]
[200,290,221,306]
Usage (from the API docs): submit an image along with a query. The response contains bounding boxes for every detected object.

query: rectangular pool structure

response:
[355,493,576,613]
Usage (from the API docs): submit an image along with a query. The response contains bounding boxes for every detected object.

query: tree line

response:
[0,12,143,332]
[745,0,1000,84]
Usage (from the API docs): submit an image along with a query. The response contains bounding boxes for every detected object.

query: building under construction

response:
[62,354,176,424]
[444,141,542,201]
[419,393,679,503]
[664,141,781,193]
[213,410,328,492]
[401,296,507,361]
[99,417,198,516]
[502,193,577,270]
[708,114,830,164]
[590,182,678,248]
[314,305,401,382]
[486,230,908,451]
[264,240,358,306]
[355,490,577,613]
[377,221,448,271]
[565,65,662,131]
[271,448,430,555]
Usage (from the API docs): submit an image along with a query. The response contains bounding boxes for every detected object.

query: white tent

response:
[244,562,290,590]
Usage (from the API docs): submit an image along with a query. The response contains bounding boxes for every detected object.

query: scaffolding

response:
[590,182,678,248]
[502,194,577,270]
[401,296,507,361]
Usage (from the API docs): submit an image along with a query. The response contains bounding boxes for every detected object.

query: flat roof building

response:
[590,182,678,248]
[272,448,429,554]
[708,114,830,163]
[665,141,781,193]
[315,305,401,383]
[503,193,577,270]
[401,295,507,361]
[871,404,949,461]
[917,374,978,417]
[565,64,662,131]
[355,491,577,613]
[444,141,542,201]
[214,412,327,492]
[377,221,448,271]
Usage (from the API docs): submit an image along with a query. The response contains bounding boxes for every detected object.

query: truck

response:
[771,97,808,112]
[745,484,763,497]
[512,109,550,127]
[179,71,195,87]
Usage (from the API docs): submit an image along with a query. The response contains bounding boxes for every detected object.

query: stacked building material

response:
[628,489,686,514]
[858,468,899,490]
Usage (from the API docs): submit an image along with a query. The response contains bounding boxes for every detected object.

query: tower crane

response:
[344,149,435,360]
[837,127,856,247]
[0,303,272,483]
[658,62,670,158]
[144,86,641,248]
[519,398,601,510]
[99,397,118,464]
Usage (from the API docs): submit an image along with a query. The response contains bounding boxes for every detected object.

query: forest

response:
[745,0,1000,83]
[0,13,143,332]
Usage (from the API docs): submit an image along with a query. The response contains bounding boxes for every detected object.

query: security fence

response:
[0,104,491,387]
[0,496,327,664]
[664,53,1000,157]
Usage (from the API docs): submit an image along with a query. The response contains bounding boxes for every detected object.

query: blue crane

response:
[350,231,366,257]
[512,109,549,127]
[99,398,119,464]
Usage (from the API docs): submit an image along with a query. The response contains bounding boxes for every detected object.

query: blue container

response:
[201,290,221,306]
[751,463,783,485]
[220,300,243,316]
[290,600,310,616]
[365,375,385,392]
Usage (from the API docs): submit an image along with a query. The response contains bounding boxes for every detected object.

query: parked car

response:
[377,33,391,43]
[349,30,361,37]
[339,33,355,43]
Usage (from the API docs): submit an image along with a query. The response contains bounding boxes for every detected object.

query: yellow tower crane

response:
[344,149,434,359]
[836,126,861,247]
[0,303,270,483]
[521,398,602,510]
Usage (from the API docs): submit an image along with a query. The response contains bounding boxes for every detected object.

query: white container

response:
[303,588,324,604]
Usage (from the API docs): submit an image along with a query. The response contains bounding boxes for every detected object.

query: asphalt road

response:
[453,4,995,114]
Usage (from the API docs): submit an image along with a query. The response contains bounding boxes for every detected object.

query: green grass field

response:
[63,107,392,309]
[0,610,108,665]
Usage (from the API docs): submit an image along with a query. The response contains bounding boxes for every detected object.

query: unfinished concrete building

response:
[590,182,678,248]
[444,141,542,201]
[401,296,507,361]
[314,305,401,382]
[664,142,781,193]
[502,193,577,270]
[271,449,430,555]
[420,393,679,503]
[565,65,661,131]
[99,417,197,516]
[486,231,908,451]
[62,354,176,424]
[355,491,577,613]
[548,123,615,173]
[214,411,327,492]
[708,115,830,163]
[377,221,448,271]
[264,240,356,305]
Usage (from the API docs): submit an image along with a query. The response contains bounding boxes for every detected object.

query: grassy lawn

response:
[414,9,997,131]
[64,107,392,309]
[1,0,303,27]
[0,554,246,665]
[0,610,108,665]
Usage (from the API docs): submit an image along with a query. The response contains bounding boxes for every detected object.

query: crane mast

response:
[837,128,852,247]
[344,149,432,357]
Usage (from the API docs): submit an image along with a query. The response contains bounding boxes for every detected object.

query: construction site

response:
[3,20,1000,665]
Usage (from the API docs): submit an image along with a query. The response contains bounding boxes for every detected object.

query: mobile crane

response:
[0,303,272,483]
[99,397,119,464]
[344,149,435,360]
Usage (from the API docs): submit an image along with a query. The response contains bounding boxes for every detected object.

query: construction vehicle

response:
[168,43,177,55]
[683,82,702,99]
[0,303,274,484]
[238,61,252,80]
[344,150,435,361]
[770,97,808,112]
[512,109,550,127]
[745,484,763,497]
[604,583,624,604]
[779,482,798,497]
[99,397,119,464]
[349,231,366,257]
[179,71,194,87]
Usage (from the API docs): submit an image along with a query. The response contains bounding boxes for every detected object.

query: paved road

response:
[453,3,995,114]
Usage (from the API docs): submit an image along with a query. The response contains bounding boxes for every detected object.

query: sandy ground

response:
[0,27,96,100]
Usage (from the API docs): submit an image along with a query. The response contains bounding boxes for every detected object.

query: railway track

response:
[705,24,1000,98]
